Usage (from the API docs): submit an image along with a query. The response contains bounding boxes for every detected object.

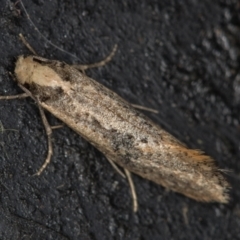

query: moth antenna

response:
[19,33,38,55]
[19,0,81,61]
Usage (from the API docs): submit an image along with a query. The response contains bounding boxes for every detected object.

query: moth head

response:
[15,55,37,85]
[14,55,71,92]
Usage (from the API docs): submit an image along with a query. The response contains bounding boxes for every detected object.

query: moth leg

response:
[124,169,138,212]
[106,156,138,212]
[72,44,118,72]
[34,105,53,176]
[0,93,29,100]
[0,73,31,100]
[105,156,126,178]
[51,125,64,130]
[17,84,53,176]
[131,104,158,114]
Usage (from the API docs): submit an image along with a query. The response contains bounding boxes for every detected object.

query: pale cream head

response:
[15,56,71,92]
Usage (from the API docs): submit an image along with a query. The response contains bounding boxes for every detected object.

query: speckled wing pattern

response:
[15,56,229,203]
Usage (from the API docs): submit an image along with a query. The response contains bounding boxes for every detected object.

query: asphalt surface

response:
[0,0,240,239]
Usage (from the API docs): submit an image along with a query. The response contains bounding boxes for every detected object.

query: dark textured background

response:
[0,0,240,239]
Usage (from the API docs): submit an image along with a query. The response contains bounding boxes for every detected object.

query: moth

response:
[8,48,229,210]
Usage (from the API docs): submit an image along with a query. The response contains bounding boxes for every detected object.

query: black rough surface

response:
[0,0,240,239]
